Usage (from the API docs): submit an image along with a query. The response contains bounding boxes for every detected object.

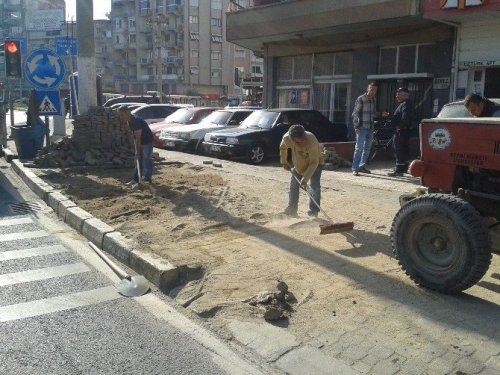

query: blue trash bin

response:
[10,119,46,159]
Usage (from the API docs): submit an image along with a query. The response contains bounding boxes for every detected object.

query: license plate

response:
[165,141,175,147]
[210,145,221,152]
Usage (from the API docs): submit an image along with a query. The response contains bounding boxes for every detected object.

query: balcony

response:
[226,0,434,52]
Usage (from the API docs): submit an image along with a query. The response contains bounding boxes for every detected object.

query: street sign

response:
[23,49,66,90]
[55,37,78,56]
[35,90,62,116]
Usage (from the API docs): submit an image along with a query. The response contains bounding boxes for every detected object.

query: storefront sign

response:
[26,9,64,31]
[433,77,450,89]
[440,0,484,9]
[461,60,500,68]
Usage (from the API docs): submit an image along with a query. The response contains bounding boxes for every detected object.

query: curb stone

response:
[7,157,180,291]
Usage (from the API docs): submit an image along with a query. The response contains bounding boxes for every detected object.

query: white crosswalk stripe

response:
[0,230,48,243]
[0,245,68,261]
[0,217,33,226]
[0,263,91,287]
[0,286,121,323]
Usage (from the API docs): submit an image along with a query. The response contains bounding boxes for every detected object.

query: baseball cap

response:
[396,87,409,93]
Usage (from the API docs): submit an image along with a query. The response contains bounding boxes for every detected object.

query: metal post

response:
[8,80,14,127]
[0,101,7,149]
[44,116,50,147]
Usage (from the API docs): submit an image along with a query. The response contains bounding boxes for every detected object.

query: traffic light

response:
[4,40,22,79]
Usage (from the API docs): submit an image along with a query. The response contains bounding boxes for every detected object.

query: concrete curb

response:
[8,157,180,292]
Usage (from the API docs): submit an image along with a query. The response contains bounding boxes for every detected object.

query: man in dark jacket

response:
[388,87,414,177]
[117,105,154,187]
[464,93,500,117]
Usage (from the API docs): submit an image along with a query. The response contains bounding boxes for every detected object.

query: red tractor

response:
[391,117,500,293]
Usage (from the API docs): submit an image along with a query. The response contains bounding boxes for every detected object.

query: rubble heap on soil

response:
[323,146,352,170]
[34,107,135,168]
[246,280,297,321]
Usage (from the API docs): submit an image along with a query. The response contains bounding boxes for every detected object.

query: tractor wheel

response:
[391,194,491,294]
[246,144,265,165]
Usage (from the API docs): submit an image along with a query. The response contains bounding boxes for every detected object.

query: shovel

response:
[293,175,354,235]
[88,242,150,297]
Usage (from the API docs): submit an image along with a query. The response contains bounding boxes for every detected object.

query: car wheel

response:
[391,194,491,294]
[246,144,265,164]
[194,139,205,155]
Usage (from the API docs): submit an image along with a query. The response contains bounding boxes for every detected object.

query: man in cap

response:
[117,105,154,187]
[388,87,414,177]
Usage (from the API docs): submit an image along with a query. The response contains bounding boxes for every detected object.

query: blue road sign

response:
[55,37,77,56]
[24,49,66,90]
[36,90,62,116]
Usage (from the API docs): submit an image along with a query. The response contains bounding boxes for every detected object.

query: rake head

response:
[319,222,354,235]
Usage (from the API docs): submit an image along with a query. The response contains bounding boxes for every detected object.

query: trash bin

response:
[10,119,46,159]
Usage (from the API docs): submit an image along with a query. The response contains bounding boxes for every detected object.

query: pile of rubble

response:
[34,107,135,168]
[246,280,297,321]
[323,146,351,170]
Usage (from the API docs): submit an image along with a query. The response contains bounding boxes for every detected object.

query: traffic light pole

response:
[8,79,14,127]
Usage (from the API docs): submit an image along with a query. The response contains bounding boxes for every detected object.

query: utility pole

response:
[76,1,97,114]
[150,0,163,95]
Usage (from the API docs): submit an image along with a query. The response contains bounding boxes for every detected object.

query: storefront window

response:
[398,46,416,74]
[334,52,352,75]
[380,48,397,74]
[294,55,312,80]
[315,54,334,76]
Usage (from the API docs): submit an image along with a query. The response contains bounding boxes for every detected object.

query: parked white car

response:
[158,108,255,153]
[131,104,185,125]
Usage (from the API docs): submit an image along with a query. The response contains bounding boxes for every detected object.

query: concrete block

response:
[58,199,78,221]
[31,181,54,201]
[47,191,70,212]
[102,231,133,264]
[82,217,115,248]
[65,206,93,233]
[129,248,179,290]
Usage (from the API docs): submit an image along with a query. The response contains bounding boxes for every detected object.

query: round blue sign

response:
[23,48,66,90]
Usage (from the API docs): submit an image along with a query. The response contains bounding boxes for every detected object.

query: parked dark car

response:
[202,108,348,164]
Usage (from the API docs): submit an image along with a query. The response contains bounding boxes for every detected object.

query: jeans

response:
[392,129,410,173]
[288,165,323,214]
[133,142,153,182]
[352,127,374,172]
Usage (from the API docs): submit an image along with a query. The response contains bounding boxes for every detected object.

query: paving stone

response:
[369,345,395,360]
[481,367,500,375]
[487,355,500,370]
[427,356,455,374]
[342,344,370,362]
[360,353,381,366]
[276,346,360,375]
[351,360,373,374]
[371,358,400,375]
[455,356,486,374]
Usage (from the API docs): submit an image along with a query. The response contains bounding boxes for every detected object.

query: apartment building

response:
[110,0,262,100]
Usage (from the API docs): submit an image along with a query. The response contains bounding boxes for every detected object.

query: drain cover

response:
[8,201,43,214]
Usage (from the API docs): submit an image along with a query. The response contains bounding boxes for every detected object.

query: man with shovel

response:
[117,105,154,188]
[280,124,324,217]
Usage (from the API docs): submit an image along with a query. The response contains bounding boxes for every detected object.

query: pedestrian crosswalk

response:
[0,215,122,323]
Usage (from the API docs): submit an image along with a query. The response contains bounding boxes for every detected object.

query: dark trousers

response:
[392,129,410,173]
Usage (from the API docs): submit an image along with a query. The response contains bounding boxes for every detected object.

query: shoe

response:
[387,171,403,177]
[282,207,298,217]
[307,210,318,218]
[130,182,140,189]
[359,166,371,174]
[126,180,138,186]
[352,171,359,176]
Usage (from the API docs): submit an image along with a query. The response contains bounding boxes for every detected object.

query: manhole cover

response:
[8,201,43,214]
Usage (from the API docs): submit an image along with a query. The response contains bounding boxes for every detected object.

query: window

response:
[190,66,199,75]
[212,0,222,10]
[379,44,428,74]
[211,34,223,43]
[211,18,222,27]
[211,51,221,60]
[251,66,262,75]
[190,32,199,40]
[115,35,121,44]
[190,49,199,59]
[190,0,199,5]
[115,19,122,29]
[189,15,198,24]
[129,34,136,44]
[211,69,221,78]
[235,49,246,59]
[128,18,136,28]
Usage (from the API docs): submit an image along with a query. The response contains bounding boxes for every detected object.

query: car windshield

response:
[239,110,278,129]
[164,108,194,123]
[436,103,472,118]
[199,111,232,125]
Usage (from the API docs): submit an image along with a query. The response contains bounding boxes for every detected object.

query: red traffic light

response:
[5,41,19,54]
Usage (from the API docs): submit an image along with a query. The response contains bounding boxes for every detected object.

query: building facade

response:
[423,0,500,100]
[226,0,459,137]
[110,0,263,100]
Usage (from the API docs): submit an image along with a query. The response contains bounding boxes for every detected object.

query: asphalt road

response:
[0,161,267,375]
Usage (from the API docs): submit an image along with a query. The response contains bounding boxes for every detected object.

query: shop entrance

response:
[313,81,351,128]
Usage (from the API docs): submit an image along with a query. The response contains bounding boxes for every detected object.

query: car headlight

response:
[204,133,213,142]
[180,132,192,140]
[225,137,239,145]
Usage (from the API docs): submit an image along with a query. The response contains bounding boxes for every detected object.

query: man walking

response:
[117,105,154,187]
[280,124,324,217]
[387,87,414,177]
[351,82,386,176]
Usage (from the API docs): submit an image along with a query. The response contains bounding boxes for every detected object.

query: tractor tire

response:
[246,143,265,165]
[391,194,491,294]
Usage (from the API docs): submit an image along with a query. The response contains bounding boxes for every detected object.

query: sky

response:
[65,0,111,20]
